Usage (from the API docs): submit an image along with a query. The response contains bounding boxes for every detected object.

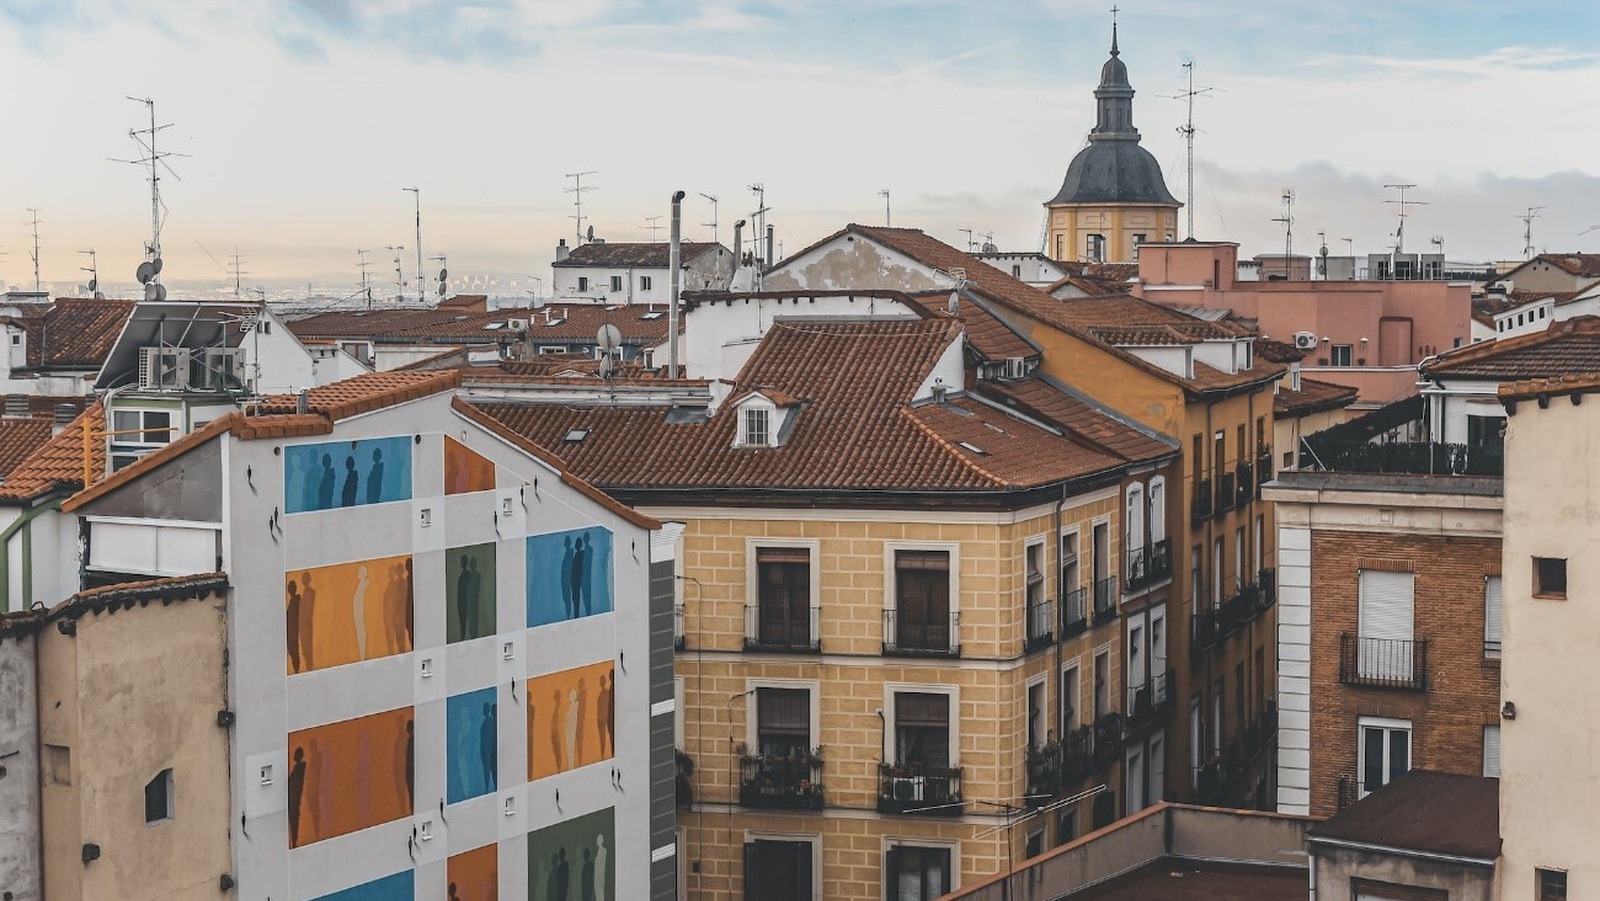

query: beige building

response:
[1497,371,1600,901]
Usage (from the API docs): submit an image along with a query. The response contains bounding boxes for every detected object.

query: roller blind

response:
[1485,576,1503,657]
[1358,570,1414,641]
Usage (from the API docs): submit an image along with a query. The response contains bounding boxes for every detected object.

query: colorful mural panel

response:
[526,527,614,628]
[285,435,413,513]
[446,542,498,644]
[526,661,615,781]
[447,687,498,804]
[310,870,415,901]
[448,843,499,901]
[287,706,413,848]
[445,435,497,495]
[528,807,615,901]
[286,555,413,674]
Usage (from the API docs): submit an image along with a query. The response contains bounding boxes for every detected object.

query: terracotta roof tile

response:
[974,377,1176,463]
[552,241,725,269]
[1530,253,1600,279]
[20,298,137,370]
[1498,370,1600,402]
[1275,377,1359,418]
[256,370,460,420]
[0,403,104,502]
[289,304,672,344]
[901,291,1039,362]
[1423,315,1600,380]
[0,417,55,480]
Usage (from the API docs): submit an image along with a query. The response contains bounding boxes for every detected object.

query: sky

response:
[2,0,1598,300]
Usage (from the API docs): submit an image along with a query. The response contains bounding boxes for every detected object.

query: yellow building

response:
[1044,25,1180,264]
[472,304,1181,901]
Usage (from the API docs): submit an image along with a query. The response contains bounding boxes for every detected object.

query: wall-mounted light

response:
[1502,701,1517,720]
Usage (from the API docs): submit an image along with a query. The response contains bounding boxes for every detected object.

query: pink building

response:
[1133,241,1472,406]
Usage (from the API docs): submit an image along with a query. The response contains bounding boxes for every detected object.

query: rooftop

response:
[289,303,673,345]
[1423,315,1600,380]
[552,241,726,269]
[0,416,55,481]
[0,403,105,503]
[10,297,137,372]
[1064,858,1307,901]
[1307,770,1499,863]
[1276,377,1360,420]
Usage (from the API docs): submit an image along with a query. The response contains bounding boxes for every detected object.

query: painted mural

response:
[310,870,415,901]
[528,807,615,901]
[447,687,498,804]
[448,843,499,901]
[526,527,614,629]
[446,435,496,495]
[526,661,615,780]
[287,706,414,848]
[446,542,498,644]
[286,555,413,674]
[285,436,413,514]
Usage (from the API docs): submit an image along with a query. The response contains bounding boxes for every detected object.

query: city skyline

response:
[2,0,1598,297]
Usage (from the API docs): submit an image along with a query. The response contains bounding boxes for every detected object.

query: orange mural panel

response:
[445,436,496,495]
[448,843,499,901]
[287,706,414,848]
[286,555,413,674]
[526,661,615,781]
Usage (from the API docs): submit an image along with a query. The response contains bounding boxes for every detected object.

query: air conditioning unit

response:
[507,318,529,331]
[139,347,192,390]
[195,348,244,390]
[1292,331,1318,350]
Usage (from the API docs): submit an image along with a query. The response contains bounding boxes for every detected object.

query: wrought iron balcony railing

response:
[1025,598,1055,653]
[1060,586,1088,637]
[744,603,821,653]
[1338,633,1428,691]
[1092,576,1119,625]
[882,609,961,658]
[739,750,825,810]
[1126,539,1173,591]
[877,763,963,815]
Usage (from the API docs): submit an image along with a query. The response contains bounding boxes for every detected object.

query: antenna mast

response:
[357,249,373,309]
[699,193,719,244]
[1383,184,1426,256]
[1173,60,1212,240]
[402,187,423,304]
[1270,188,1294,277]
[79,249,99,296]
[644,216,664,242]
[386,245,405,305]
[748,183,770,288]
[879,189,892,227]
[117,97,184,288]
[1520,206,1545,259]
[565,171,598,243]
[431,253,448,300]
[26,208,41,293]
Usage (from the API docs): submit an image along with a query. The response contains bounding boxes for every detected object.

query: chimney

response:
[3,395,28,419]
[556,238,570,263]
[765,225,775,271]
[668,190,685,379]
[732,219,746,266]
[296,388,310,414]
[52,403,75,435]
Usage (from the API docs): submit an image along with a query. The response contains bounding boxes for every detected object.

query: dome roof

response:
[1099,54,1129,87]
[1048,140,1179,206]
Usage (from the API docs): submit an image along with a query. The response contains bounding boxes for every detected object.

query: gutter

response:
[1305,835,1497,869]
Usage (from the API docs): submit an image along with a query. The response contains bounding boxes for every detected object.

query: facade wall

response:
[1044,204,1178,264]
[667,493,1144,901]
[552,248,734,304]
[1311,844,1493,901]
[1274,405,1348,471]
[0,627,40,901]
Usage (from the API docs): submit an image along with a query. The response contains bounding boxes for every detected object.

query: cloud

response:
[274,29,329,63]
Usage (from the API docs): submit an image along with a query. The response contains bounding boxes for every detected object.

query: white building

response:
[551,240,733,304]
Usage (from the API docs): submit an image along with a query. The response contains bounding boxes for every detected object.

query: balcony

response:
[1192,608,1222,656]
[1305,439,1502,477]
[882,610,961,658]
[1217,582,1262,633]
[1092,576,1119,625]
[877,763,963,816]
[1060,587,1088,637]
[1191,478,1214,524]
[1243,701,1278,764]
[673,602,686,651]
[675,748,695,808]
[1126,669,1174,732]
[1338,633,1428,691]
[1026,725,1094,797]
[1215,472,1237,516]
[1125,539,1173,592]
[744,604,821,653]
[1025,598,1055,653]
[1092,712,1125,764]
[1256,449,1273,496]
[1258,567,1277,610]
[739,750,825,810]
[1235,462,1254,507]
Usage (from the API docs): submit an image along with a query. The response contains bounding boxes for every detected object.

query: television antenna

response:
[959,228,976,252]
[644,215,664,242]
[699,193,719,244]
[565,170,598,243]
[357,249,373,309]
[748,182,770,287]
[1579,224,1600,238]
[227,247,248,298]
[1383,184,1426,255]
[402,187,424,304]
[1271,188,1294,274]
[80,249,100,298]
[25,208,42,293]
[1520,206,1545,258]
[431,253,448,298]
[1167,58,1213,240]
[879,189,892,227]
[111,97,185,288]
[386,245,405,305]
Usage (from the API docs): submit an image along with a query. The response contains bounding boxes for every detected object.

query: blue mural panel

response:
[447,686,498,804]
[311,869,414,901]
[285,436,413,513]
[526,527,614,628]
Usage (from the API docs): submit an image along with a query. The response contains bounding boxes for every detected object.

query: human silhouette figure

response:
[549,689,565,772]
[287,746,306,845]
[456,554,474,639]
[384,563,410,654]
[598,672,613,757]
[560,535,576,619]
[317,453,336,509]
[366,447,384,504]
[287,452,307,512]
[352,564,370,659]
[341,455,359,506]
[299,572,317,670]
[568,685,583,766]
[453,713,473,800]
[546,852,562,901]
[581,848,596,901]
[395,718,414,811]
[467,555,484,635]
[571,535,588,618]
[555,848,570,901]
[481,702,498,791]
[448,883,461,901]
[401,558,414,644]
[594,834,608,901]
[314,739,333,838]
[286,581,303,672]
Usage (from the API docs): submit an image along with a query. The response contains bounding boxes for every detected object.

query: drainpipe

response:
[1052,484,1067,742]
[668,191,685,379]
[32,620,45,901]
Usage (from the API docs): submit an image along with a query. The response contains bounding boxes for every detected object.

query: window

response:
[1125,484,1146,575]
[1057,807,1076,845]
[1534,557,1567,599]
[1093,651,1109,722]
[1331,344,1354,366]
[1086,234,1105,262]
[1484,575,1502,658]
[744,839,814,901]
[1483,725,1501,778]
[1211,538,1223,611]
[754,547,814,650]
[1060,666,1079,732]
[8,334,19,346]
[609,275,623,292]
[1538,868,1567,901]
[110,409,176,470]
[1358,717,1410,796]
[1025,540,1048,646]
[1467,414,1504,450]
[1012,264,1022,278]
[577,276,589,292]
[1091,521,1110,605]
[890,550,953,654]
[1190,545,1202,607]
[1060,532,1080,593]
[1027,680,1045,750]
[886,846,951,901]
[144,768,174,823]
[1211,678,1223,757]
[1189,697,1201,788]
[639,275,653,291]
[892,692,951,770]
[755,688,811,756]
[1357,569,1416,683]
[743,407,771,447]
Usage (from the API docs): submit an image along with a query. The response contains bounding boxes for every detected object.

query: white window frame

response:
[609,274,624,292]
[1485,574,1503,660]
[1090,514,1112,589]
[639,275,653,291]
[1189,696,1202,788]
[740,403,773,447]
[883,540,961,618]
[1148,476,1166,544]
[1060,663,1081,732]
[1025,673,1048,750]
[109,406,179,469]
[1024,534,1047,629]
[883,682,960,769]
[1125,745,1144,811]
[1125,483,1146,555]
[745,679,822,754]
[882,836,961,896]
[1357,715,1412,798]
[577,276,589,292]
[745,538,822,616]
[1059,527,1081,594]
[743,831,823,901]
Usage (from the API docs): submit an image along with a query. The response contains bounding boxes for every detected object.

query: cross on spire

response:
[1110,5,1120,55]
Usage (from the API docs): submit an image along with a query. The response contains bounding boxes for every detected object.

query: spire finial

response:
[1110,5,1120,56]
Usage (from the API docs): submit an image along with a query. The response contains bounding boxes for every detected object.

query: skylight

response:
[641,311,665,320]
[564,428,589,442]
[545,318,567,327]
[957,441,988,456]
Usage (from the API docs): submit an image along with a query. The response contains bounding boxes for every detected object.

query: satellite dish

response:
[586,225,595,241]
[93,291,106,300]
[136,261,155,285]
[154,283,168,302]
[438,268,448,281]
[596,324,622,352]
[151,257,164,275]
[438,283,447,297]
[87,278,98,292]
[598,355,616,379]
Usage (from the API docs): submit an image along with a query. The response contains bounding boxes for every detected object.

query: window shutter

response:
[1485,576,1503,657]
[1484,725,1501,778]
[1358,570,1415,641]
[896,693,949,728]
[744,843,761,901]
[884,848,903,901]
[795,842,814,900]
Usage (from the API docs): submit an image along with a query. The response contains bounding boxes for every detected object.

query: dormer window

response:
[734,391,797,448]
[744,407,771,446]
